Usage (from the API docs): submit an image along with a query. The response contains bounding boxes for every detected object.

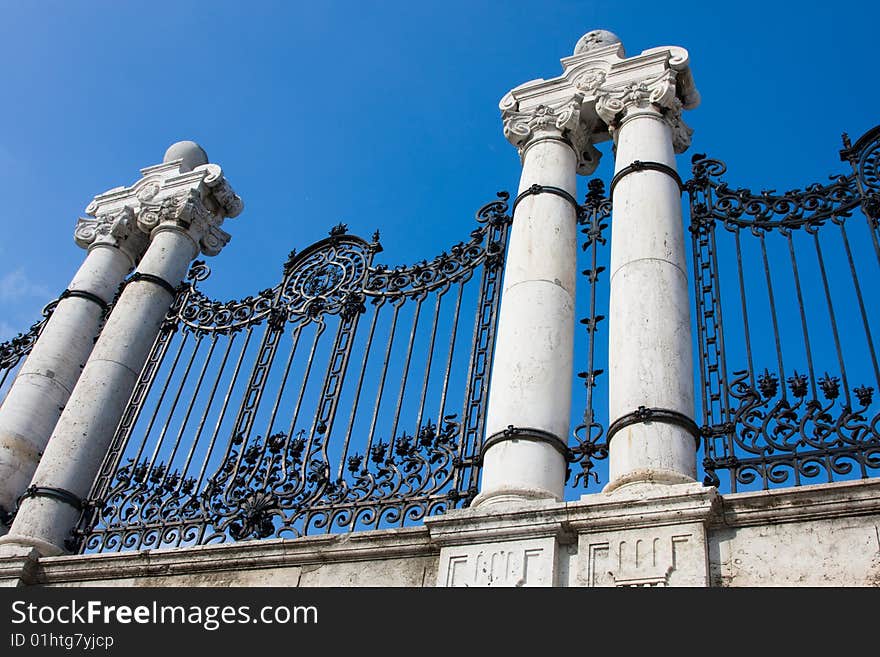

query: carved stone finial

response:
[573,29,622,56]
[163,141,209,173]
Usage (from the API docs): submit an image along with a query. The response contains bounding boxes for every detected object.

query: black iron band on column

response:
[512,184,580,214]
[59,288,109,313]
[481,424,569,459]
[609,160,684,197]
[128,272,177,296]
[606,406,701,447]
[17,485,85,512]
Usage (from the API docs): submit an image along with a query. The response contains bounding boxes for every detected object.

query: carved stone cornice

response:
[499,35,701,166]
[500,93,602,175]
[82,153,243,259]
[73,206,148,263]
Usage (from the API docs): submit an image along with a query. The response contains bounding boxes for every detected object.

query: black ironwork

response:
[609,160,684,196]
[605,406,700,446]
[74,193,511,552]
[482,425,569,459]
[17,485,86,512]
[569,179,611,488]
[59,289,109,313]
[0,297,59,398]
[511,184,580,213]
[686,124,880,492]
[128,272,178,296]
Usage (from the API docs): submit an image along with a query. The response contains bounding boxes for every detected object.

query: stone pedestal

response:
[570,483,715,586]
[429,482,718,587]
[0,142,242,556]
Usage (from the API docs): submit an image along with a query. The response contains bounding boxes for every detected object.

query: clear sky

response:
[2,0,877,337]
[1,1,878,497]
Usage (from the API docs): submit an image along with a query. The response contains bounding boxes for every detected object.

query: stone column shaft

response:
[604,105,697,491]
[0,213,145,531]
[0,142,242,555]
[4,229,196,553]
[477,134,579,505]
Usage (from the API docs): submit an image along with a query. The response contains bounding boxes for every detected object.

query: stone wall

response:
[2,479,877,587]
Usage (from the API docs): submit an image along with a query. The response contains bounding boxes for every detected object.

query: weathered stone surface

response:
[708,479,880,587]
[0,480,877,586]
[24,527,436,587]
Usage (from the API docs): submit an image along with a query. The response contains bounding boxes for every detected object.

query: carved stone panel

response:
[437,537,558,587]
[576,522,709,587]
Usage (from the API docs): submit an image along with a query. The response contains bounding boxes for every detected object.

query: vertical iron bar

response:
[436,280,465,430]
[786,230,818,400]
[264,325,302,438]
[146,333,204,473]
[193,326,252,490]
[388,295,424,451]
[838,220,880,390]
[758,231,786,399]
[161,333,218,484]
[813,231,851,406]
[336,301,383,480]
[365,300,402,457]
[178,332,236,484]
[414,288,445,435]
[734,230,756,387]
[284,321,326,442]
[131,330,191,468]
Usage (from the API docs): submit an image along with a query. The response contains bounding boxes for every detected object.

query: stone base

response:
[1,479,878,587]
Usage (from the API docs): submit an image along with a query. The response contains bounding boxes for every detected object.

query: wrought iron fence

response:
[686,125,880,492]
[73,193,512,552]
[569,179,611,488]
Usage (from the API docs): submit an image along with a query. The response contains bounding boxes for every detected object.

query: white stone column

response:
[0,142,243,555]
[473,88,601,508]
[0,200,148,533]
[595,57,701,492]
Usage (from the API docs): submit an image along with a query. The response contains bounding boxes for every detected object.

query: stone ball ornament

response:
[163,140,209,172]
[573,29,622,55]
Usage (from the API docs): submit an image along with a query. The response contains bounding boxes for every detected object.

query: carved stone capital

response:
[594,69,677,126]
[74,206,149,263]
[660,96,694,154]
[137,188,231,257]
[202,163,244,219]
[82,149,243,259]
[595,70,694,153]
[500,94,601,175]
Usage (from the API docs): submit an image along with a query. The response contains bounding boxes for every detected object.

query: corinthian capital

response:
[500,93,601,175]
[595,70,694,153]
[137,188,231,257]
[74,205,149,263]
[594,69,677,124]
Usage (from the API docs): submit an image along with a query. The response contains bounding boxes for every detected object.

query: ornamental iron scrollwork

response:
[686,124,880,492]
[74,193,511,552]
[569,178,610,488]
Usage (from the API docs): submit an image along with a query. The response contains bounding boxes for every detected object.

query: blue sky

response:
[1,1,878,498]
[2,0,878,337]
